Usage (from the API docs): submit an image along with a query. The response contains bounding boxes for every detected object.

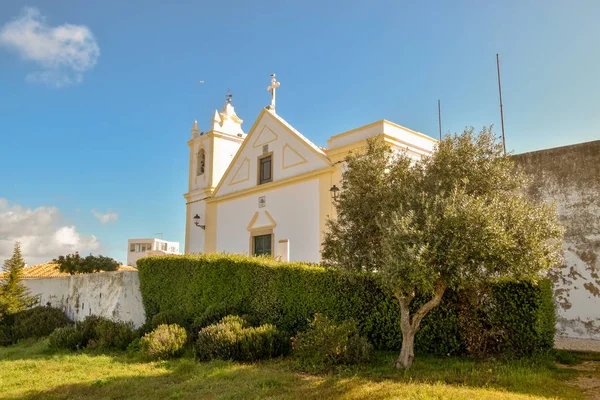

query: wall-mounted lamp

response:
[193,214,205,230]
[329,184,340,200]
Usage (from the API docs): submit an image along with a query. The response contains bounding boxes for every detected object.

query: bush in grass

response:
[189,303,259,342]
[139,324,187,360]
[0,320,13,346]
[292,314,372,373]
[77,315,107,347]
[151,311,187,330]
[48,325,85,350]
[11,306,71,342]
[194,315,289,362]
[95,319,136,350]
[192,303,244,331]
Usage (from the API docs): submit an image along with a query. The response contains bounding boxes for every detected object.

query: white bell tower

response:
[184,93,246,253]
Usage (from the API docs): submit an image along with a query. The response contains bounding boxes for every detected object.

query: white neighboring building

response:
[127,238,180,267]
[184,77,437,263]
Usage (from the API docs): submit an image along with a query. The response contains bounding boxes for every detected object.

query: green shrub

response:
[127,337,141,355]
[192,303,245,331]
[139,324,187,360]
[491,279,556,356]
[292,314,372,372]
[151,311,187,330]
[138,254,555,356]
[0,320,13,346]
[11,306,71,341]
[194,315,289,362]
[76,315,107,347]
[94,320,136,350]
[48,325,86,350]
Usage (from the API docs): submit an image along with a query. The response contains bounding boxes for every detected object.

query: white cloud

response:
[91,209,118,224]
[0,198,99,266]
[0,7,100,87]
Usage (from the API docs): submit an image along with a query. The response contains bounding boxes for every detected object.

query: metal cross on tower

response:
[226,89,232,104]
[267,74,281,111]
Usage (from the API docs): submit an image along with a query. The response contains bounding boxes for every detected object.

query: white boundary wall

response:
[24,271,146,328]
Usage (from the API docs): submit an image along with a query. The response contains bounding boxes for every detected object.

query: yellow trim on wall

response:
[327,119,437,144]
[208,166,335,204]
[211,109,269,197]
[282,143,308,169]
[212,109,332,198]
[249,228,275,256]
[326,120,383,144]
[326,134,430,163]
[208,140,215,189]
[318,172,334,261]
[253,125,279,148]
[204,202,217,252]
[246,210,277,231]
[269,114,331,165]
[184,201,191,254]
[229,157,250,186]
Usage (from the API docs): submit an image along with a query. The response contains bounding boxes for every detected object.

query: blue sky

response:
[0,0,598,265]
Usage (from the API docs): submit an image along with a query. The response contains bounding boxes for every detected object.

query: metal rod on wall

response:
[496,53,506,155]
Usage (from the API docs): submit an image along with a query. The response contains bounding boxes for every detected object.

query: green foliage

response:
[11,306,71,342]
[490,279,556,356]
[320,129,564,367]
[53,253,119,275]
[0,318,13,346]
[151,311,187,330]
[0,242,38,319]
[94,319,136,350]
[192,303,244,330]
[139,324,187,360]
[138,254,555,357]
[48,325,86,350]
[292,314,372,373]
[76,315,107,347]
[194,315,289,362]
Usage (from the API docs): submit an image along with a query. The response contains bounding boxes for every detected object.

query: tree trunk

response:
[395,324,416,368]
[394,282,447,369]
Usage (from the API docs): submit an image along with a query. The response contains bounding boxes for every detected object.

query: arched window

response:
[197,148,205,176]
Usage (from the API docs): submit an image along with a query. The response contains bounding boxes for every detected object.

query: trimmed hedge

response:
[138,254,555,356]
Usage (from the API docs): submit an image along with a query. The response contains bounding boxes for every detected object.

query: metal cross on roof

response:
[267,74,281,111]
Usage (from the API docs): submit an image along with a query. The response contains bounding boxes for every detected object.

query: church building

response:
[184,76,437,263]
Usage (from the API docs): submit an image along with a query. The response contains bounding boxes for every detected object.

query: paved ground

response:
[555,337,600,353]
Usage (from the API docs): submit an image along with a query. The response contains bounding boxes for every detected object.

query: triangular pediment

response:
[253,126,278,148]
[282,144,308,169]
[247,211,277,231]
[229,157,250,185]
[213,109,331,198]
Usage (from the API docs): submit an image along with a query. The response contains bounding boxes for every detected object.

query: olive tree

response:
[322,127,563,368]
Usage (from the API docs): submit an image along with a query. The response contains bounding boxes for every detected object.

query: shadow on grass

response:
[0,344,585,400]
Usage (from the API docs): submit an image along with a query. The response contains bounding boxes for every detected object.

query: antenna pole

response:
[496,53,506,155]
[437,99,442,140]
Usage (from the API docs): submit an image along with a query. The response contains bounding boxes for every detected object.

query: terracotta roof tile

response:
[0,263,136,279]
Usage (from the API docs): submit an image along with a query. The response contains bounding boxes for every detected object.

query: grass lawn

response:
[1,339,598,400]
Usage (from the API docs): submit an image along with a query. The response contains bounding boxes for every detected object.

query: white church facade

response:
[184,77,437,263]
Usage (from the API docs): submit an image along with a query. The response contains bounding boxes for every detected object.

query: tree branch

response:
[410,281,446,331]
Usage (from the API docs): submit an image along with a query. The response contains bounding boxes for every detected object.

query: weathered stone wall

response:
[24,270,146,328]
[513,140,600,339]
